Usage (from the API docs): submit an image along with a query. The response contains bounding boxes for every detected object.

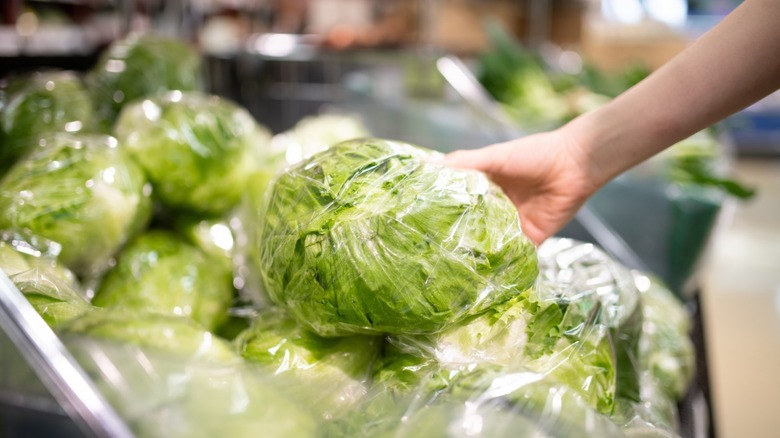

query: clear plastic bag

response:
[0,134,152,278]
[255,138,538,336]
[86,33,202,130]
[378,238,643,415]
[0,70,95,177]
[0,229,79,288]
[114,91,273,216]
[63,336,319,438]
[91,230,234,331]
[234,308,382,421]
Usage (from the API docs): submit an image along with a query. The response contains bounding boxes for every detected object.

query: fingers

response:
[442,145,504,174]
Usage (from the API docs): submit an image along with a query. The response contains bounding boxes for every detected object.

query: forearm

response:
[564,0,780,189]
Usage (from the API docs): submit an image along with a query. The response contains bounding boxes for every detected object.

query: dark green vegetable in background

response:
[0,133,152,277]
[257,138,538,336]
[86,33,202,130]
[92,230,234,331]
[114,91,272,216]
[0,70,95,177]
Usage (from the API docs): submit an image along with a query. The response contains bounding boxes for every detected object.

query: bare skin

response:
[444,0,780,245]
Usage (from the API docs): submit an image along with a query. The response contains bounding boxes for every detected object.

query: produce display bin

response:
[1,49,717,438]
[0,270,132,438]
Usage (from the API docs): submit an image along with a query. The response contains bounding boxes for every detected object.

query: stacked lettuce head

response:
[115,91,271,216]
[0,133,152,277]
[0,70,95,176]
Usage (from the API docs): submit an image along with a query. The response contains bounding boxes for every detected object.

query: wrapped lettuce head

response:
[0,70,95,176]
[59,308,240,364]
[256,138,538,336]
[92,230,234,331]
[173,214,237,276]
[86,33,201,129]
[0,133,152,277]
[329,367,625,438]
[377,238,645,415]
[270,113,370,167]
[536,239,644,404]
[633,273,695,401]
[10,269,94,327]
[66,337,318,438]
[384,289,616,414]
[114,91,272,215]
[0,229,78,287]
[235,309,381,420]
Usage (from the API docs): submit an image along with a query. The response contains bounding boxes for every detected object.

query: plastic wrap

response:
[62,333,318,438]
[329,367,626,438]
[59,309,240,366]
[234,309,381,420]
[329,238,692,438]
[10,270,93,328]
[86,33,202,130]
[378,238,642,415]
[0,70,95,177]
[91,230,234,331]
[609,273,696,436]
[173,215,236,271]
[256,138,538,336]
[0,229,78,288]
[114,91,273,216]
[0,133,152,278]
[0,230,93,327]
[269,113,371,167]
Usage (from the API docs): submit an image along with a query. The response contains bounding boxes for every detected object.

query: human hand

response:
[443,128,598,245]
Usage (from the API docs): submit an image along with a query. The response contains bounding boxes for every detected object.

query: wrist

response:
[558,110,615,193]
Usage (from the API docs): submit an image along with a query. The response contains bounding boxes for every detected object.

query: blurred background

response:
[1,1,778,437]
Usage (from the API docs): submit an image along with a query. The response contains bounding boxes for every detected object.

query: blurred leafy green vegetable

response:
[114,91,272,216]
[0,133,152,277]
[236,309,381,419]
[92,230,234,331]
[0,70,95,177]
[60,308,240,364]
[86,33,201,130]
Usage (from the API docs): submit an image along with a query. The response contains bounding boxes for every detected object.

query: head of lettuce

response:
[114,91,271,216]
[256,138,538,337]
[0,133,151,277]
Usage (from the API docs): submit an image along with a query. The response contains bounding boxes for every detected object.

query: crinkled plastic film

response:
[0,229,79,288]
[345,238,693,438]
[234,308,382,421]
[380,238,643,416]
[62,336,319,438]
[0,70,95,177]
[86,33,202,130]
[328,367,627,438]
[1,229,94,326]
[114,91,272,216]
[256,138,539,336]
[0,133,152,278]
